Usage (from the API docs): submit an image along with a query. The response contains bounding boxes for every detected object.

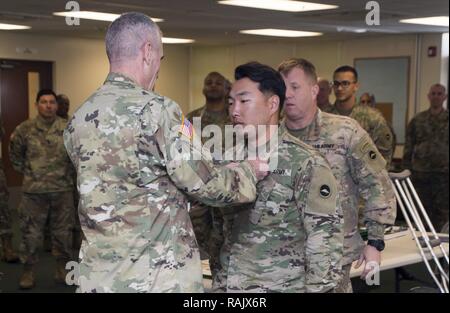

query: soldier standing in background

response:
[278,58,396,292]
[317,78,334,113]
[403,84,449,231]
[359,92,397,167]
[329,66,394,169]
[0,118,19,263]
[186,72,231,277]
[56,94,82,254]
[56,94,70,120]
[10,89,75,289]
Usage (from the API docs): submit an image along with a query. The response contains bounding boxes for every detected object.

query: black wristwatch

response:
[367,239,385,252]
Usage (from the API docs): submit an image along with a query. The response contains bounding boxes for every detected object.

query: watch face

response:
[369,240,385,251]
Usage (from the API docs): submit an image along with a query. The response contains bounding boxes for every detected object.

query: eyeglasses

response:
[331,80,356,89]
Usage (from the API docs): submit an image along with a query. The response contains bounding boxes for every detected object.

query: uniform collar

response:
[426,107,448,119]
[333,101,355,116]
[105,72,140,89]
[280,109,322,141]
[35,114,56,131]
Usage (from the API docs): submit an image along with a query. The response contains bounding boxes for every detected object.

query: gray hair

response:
[105,12,161,63]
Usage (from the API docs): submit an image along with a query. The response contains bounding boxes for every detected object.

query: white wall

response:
[189,33,447,158]
[0,32,191,115]
[1,31,446,158]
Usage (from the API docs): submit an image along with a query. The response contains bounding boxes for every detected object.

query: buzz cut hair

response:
[277,58,318,84]
[105,12,161,64]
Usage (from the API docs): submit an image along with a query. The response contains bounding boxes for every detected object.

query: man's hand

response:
[247,158,269,181]
[354,244,381,279]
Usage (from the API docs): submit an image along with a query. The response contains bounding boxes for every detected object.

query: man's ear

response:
[143,42,152,65]
[311,83,319,99]
[269,94,280,116]
[354,81,360,93]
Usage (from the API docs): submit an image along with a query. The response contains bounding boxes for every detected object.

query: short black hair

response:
[36,89,57,103]
[235,61,286,111]
[334,65,358,82]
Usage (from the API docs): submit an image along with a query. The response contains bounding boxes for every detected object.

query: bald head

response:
[106,12,161,64]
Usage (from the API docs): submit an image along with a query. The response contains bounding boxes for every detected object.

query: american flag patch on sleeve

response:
[179,115,194,140]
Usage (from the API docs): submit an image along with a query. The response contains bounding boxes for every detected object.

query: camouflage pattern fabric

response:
[283,110,396,266]
[0,119,12,237]
[334,264,353,293]
[186,106,231,268]
[403,109,449,173]
[404,109,449,230]
[9,115,74,193]
[64,73,258,293]
[215,127,344,293]
[410,172,448,231]
[0,162,11,237]
[319,102,334,114]
[330,104,394,168]
[18,191,74,264]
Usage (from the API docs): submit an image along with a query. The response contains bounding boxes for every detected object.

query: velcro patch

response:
[305,164,338,216]
[179,115,194,140]
[353,134,386,174]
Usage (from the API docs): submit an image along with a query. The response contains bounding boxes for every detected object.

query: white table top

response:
[349,231,449,278]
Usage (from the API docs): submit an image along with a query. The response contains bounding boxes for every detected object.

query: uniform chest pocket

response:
[249,176,294,226]
[416,127,430,142]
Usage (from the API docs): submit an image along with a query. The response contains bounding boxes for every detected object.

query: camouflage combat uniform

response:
[403,108,449,230]
[214,127,344,293]
[64,73,258,293]
[9,115,75,265]
[330,104,394,168]
[319,102,334,114]
[284,110,396,292]
[186,106,231,277]
[0,120,12,237]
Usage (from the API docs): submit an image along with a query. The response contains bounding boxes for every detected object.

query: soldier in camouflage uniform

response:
[214,62,343,293]
[278,58,396,292]
[359,93,397,163]
[9,89,75,289]
[56,94,83,253]
[63,13,267,293]
[0,118,20,263]
[403,84,449,231]
[186,72,231,277]
[329,66,394,169]
[317,78,334,113]
[56,94,70,120]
